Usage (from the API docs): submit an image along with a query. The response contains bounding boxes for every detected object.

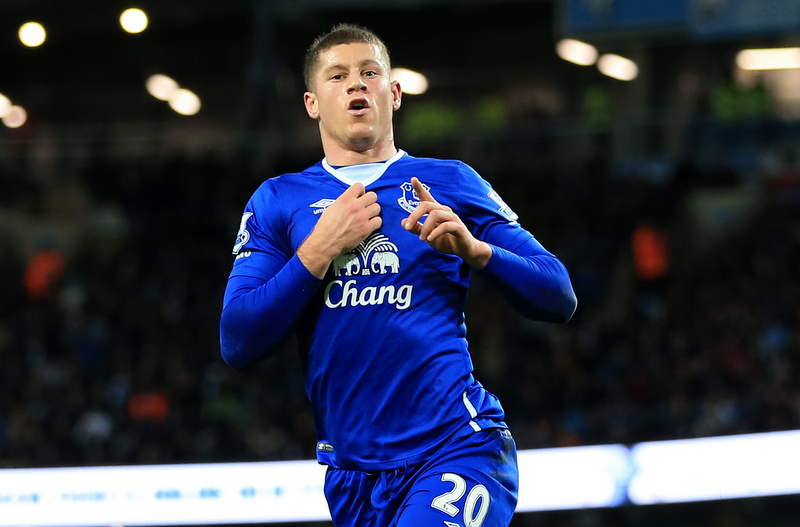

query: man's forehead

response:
[317,43,388,70]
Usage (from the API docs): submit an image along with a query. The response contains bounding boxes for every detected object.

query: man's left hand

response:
[401,177,492,269]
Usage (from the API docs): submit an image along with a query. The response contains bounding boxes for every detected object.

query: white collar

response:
[322,149,405,187]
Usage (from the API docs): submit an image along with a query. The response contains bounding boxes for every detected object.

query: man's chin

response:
[346,129,377,148]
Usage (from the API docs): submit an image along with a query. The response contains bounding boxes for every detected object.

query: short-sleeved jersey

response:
[226,151,546,470]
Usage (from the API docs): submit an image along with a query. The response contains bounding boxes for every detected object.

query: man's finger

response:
[425,220,460,243]
[358,190,378,206]
[411,177,435,202]
[366,202,382,218]
[345,182,366,198]
[403,201,437,231]
[416,209,452,240]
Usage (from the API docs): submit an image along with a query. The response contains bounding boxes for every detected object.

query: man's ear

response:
[304,92,319,119]
[391,81,402,111]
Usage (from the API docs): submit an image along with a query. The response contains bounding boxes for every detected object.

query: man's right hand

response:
[297,183,382,279]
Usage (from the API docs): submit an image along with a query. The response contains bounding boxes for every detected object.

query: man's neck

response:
[321,135,398,166]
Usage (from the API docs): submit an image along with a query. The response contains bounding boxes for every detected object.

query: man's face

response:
[304,42,401,152]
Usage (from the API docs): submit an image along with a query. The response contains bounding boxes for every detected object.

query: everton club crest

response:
[397,181,430,213]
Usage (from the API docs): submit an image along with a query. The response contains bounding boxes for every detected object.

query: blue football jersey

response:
[222,150,574,470]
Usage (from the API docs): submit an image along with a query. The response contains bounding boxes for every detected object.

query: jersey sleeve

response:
[219,181,323,370]
[455,163,578,323]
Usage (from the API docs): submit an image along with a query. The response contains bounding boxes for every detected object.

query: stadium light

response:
[0,93,11,118]
[597,53,639,81]
[120,8,149,34]
[169,89,201,116]
[19,22,46,47]
[1,430,800,526]
[146,75,201,116]
[146,74,179,101]
[556,38,598,66]
[736,47,800,70]
[391,68,428,95]
[2,105,28,128]
[629,430,800,504]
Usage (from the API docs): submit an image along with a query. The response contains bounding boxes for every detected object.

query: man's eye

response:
[331,74,344,80]
[364,71,377,77]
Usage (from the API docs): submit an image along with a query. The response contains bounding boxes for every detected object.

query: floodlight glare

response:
[556,39,598,66]
[19,22,46,47]
[391,68,428,95]
[146,74,179,101]
[2,106,27,128]
[0,93,11,118]
[598,53,639,81]
[736,47,800,70]
[168,89,201,116]
[120,8,149,34]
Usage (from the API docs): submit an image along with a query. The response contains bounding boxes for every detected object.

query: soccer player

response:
[220,24,577,527]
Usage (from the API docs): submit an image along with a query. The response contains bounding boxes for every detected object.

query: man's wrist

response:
[464,241,493,270]
[297,234,339,279]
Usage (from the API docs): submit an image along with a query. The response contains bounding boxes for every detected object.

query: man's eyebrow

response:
[321,59,384,74]
[358,59,383,69]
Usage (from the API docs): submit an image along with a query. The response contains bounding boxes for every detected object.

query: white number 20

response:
[431,473,490,527]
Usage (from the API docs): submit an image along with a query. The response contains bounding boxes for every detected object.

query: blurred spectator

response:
[23,248,64,300]
[631,224,669,282]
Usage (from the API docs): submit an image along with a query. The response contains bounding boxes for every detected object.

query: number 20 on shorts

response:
[431,473,490,527]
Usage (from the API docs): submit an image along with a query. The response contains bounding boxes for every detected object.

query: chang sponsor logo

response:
[324,280,413,310]
[325,232,413,310]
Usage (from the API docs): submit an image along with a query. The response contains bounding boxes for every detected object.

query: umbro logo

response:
[310,198,335,215]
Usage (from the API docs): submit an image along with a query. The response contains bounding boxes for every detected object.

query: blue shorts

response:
[324,428,518,527]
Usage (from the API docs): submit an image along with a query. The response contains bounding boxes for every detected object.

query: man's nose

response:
[347,76,367,93]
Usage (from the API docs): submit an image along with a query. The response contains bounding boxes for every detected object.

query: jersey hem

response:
[315,418,508,470]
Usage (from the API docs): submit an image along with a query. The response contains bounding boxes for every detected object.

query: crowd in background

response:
[1,120,799,472]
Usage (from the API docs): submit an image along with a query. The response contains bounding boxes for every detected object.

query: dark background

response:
[2,1,800,525]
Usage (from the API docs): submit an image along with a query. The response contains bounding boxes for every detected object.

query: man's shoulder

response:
[397,152,486,190]
[271,162,327,186]
[251,162,327,195]
[394,153,470,187]
[400,152,464,171]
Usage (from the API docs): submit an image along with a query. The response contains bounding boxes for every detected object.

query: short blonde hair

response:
[303,24,391,91]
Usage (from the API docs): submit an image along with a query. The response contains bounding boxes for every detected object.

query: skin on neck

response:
[319,125,398,166]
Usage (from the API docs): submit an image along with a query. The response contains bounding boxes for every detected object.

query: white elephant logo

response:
[330,233,400,277]
[371,252,400,274]
[332,253,361,277]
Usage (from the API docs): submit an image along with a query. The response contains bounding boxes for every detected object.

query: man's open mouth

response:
[348,99,369,114]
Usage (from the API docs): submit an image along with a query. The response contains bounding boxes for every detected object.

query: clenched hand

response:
[298,183,382,279]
